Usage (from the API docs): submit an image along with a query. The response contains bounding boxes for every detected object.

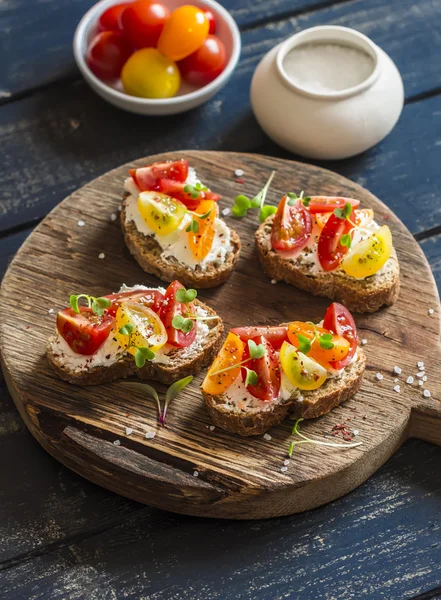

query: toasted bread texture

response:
[47,300,223,386]
[203,349,366,436]
[121,194,241,289]
[255,216,400,313]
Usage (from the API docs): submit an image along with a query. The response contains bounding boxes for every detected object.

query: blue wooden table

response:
[1,1,440,598]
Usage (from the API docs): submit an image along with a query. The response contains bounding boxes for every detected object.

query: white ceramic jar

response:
[250,26,404,160]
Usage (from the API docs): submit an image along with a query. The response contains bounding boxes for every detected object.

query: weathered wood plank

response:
[2,0,441,100]
[0,438,440,599]
[0,80,440,235]
[420,234,441,292]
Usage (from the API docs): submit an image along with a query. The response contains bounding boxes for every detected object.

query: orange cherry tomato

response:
[157,5,209,61]
[121,0,170,48]
[188,200,216,260]
[287,322,350,369]
[86,31,132,80]
[202,332,245,395]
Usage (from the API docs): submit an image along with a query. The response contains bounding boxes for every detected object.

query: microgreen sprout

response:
[172,287,219,333]
[172,314,194,333]
[183,182,208,199]
[296,325,334,355]
[287,191,311,207]
[69,294,111,316]
[186,206,213,233]
[288,418,363,458]
[319,333,335,350]
[176,287,197,304]
[118,323,155,367]
[210,339,267,376]
[231,171,276,220]
[244,368,259,387]
[333,202,353,220]
[340,233,352,249]
[297,334,312,354]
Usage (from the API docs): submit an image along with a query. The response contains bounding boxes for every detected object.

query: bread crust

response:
[47,300,224,386]
[121,195,241,289]
[203,349,366,437]
[255,216,400,313]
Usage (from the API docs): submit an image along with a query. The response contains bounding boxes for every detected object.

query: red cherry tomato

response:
[121,0,170,48]
[104,289,164,317]
[159,281,197,348]
[179,35,227,86]
[231,326,288,350]
[317,211,355,271]
[86,31,132,80]
[204,10,216,34]
[97,3,129,32]
[307,196,360,214]
[323,303,358,369]
[130,160,188,191]
[241,336,280,401]
[158,179,221,210]
[57,307,114,355]
[271,195,312,252]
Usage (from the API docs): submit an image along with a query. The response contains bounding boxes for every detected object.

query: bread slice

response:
[255,216,400,313]
[203,349,366,436]
[121,194,241,289]
[47,300,223,386]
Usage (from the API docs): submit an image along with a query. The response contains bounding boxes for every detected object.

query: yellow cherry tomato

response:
[202,332,245,395]
[157,5,209,61]
[280,341,328,391]
[287,322,350,369]
[341,225,392,279]
[138,191,187,235]
[188,200,216,260]
[121,48,180,99]
[115,300,167,356]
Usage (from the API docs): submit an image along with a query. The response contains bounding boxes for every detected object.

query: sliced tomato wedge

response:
[56,307,114,355]
[104,289,164,317]
[159,280,197,347]
[323,303,358,369]
[308,196,360,214]
[231,325,288,350]
[241,336,280,401]
[317,210,355,271]
[158,178,221,210]
[130,160,189,191]
[271,196,312,252]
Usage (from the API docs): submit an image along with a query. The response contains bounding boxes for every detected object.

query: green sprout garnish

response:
[259,205,277,223]
[297,334,312,354]
[288,418,362,458]
[334,202,353,220]
[231,171,276,221]
[118,323,155,367]
[183,182,208,199]
[319,333,335,350]
[244,367,259,387]
[185,206,212,233]
[340,233,352,249]
[176,287,197,304]
[287,191,311,207]
[296,325,334,356]
[172,314,194,333]
[69,294,111,316]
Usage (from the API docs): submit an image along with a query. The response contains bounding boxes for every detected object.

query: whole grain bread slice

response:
[203,349,366,436]
[255,216,400,313]
[47,300,223,386]
[121,195,241,289]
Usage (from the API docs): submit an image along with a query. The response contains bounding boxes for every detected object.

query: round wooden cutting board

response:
[1,151,440,519]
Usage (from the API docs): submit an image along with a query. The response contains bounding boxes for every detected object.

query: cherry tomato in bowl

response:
[157,5,209,61]
[179,35,227,86]
[121,0,170,48]
[86,31,132,80]
[121,48,180,98]
[97,3,129,32]
[204,9,217,34]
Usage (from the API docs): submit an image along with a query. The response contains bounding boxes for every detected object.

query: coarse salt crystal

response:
[394,378,398,383]
[416,371,425,378]
[361,339,367,345]
[118,205,122,211]
[110,213,117,221]
[280,466,288,473]
[393,385,400,393]
[193,470,199,477]
[113,439,121,446]
[48,308,54,314]
[393,366,402,375]
[221,208,230,216]
[77,220,85,227]
[98,253,105,259]
[353,429,359,436]
[145,431,156,439]
[423,389,431,397]
[428,308,434,315]
[235,169,244,177]
[125,427,133,436]
[406,376,414,384]
[263,433,272,441]
[271,279,277,284]
[419,380,424,386]
[376,373,383,380]
[417,361,425,369]
[283,459,290,466]
[209,425,215,431]
[422,375,428,382]
[297,395,304,402]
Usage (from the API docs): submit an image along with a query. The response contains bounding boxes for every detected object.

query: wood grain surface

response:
[0,151,440,519]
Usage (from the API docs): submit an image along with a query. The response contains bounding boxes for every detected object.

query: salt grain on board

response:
[110,213,117,221]
[376,373,383,380]
[393,385,401,393]
[361,339,367,345]
[406,376,414,384]
[145,431,156,439]
[235,169,244,177]
[113,440,121,446]
[423,389,431,397]
[393,366,402,375]
[221,208,231,216]
[125,427,133,436]
[193,470,199,477]
[263,433,272,441]
[98,253,105,259]
[77,220,85,227]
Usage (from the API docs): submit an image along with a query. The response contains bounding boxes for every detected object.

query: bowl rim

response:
[276,25,381,101]
[73,0,241,106]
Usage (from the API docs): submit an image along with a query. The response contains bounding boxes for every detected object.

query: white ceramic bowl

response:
[251,26,404,160]
[73,0,241,115]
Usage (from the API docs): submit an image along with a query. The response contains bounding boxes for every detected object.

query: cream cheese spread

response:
[124,168,233,270]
